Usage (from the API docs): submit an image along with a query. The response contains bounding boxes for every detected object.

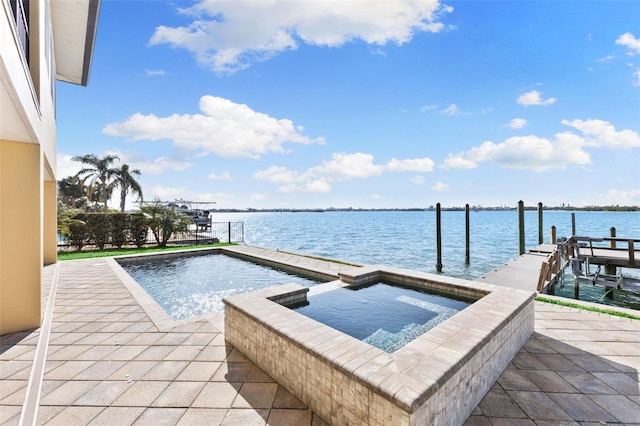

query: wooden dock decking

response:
[475,244,558,292]
[476,238,640,293]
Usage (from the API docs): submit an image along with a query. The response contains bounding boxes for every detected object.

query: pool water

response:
[119,253,322,320]
[293,282,472,353]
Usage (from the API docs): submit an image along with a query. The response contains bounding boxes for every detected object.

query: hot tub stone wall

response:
[224,276,535,426]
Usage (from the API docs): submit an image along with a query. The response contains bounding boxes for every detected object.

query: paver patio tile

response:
[273,386,307,409]
[176,408,227,425]
[0,360,31,380]
[108,360,158,381]
[558,371,618,394]
[212,362,252,382]
[568,353,625,373]
[548,393,618,423]
[74,380,134,406]
[521,370,579,393]
[477,389,528,418]
[135,345,175,361]
[140,360,189,381]
[164,345,204,361]
[72,345,119,360]
[132,408,186,425]
[267,408,312,425]
[245,365,274,383]
[126,332,164,346]
[191,382,241,408]
[194,345,229,362]
[74,332,117,346]
[592,372,640,395]
[0,379,26,401]
[535,353,585,372]
[484,418,535,426]
[176,361,220,381]
[152,381,206,408]
[462,415,492,425]
[221,408,269,425]
[155,333,191,346]
[73,360,127,380]
[39,380,100,405]
[45,406,104,425]
[0,406,21,426]
[182,332,216,346]
[496,368,540,391]
[44,360,95,380]
[104,345,150,361]
[0,382,26,406]
[35,405,66,425]
[86,406,146,425]
[510,352,549,370]
[588,394,640,423]
[112,381,171,406]
[46,345,91,360]
[506,391,573,421]
[0,344,35,360]
[232,382,278,408]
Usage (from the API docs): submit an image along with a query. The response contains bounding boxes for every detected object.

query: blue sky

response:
[56,0,640,210]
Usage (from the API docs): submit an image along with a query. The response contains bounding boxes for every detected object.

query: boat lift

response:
[556,236,640,298]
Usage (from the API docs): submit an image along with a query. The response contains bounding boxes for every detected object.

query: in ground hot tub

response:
[224,265,535,425]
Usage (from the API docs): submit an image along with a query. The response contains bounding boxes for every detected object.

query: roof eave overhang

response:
[51,0,101,86]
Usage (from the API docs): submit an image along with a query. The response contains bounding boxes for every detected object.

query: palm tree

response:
[114,164,143,212]
[57,175,86,208]
[72,154,119,213]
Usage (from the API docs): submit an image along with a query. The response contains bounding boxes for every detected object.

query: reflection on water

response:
[549,270,640,311]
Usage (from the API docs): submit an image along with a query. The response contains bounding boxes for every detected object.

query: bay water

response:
[210,210,640,309]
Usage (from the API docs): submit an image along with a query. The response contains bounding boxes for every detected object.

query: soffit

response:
[51,0,100,86]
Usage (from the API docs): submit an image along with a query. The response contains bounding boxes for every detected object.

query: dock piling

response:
[605,227,617,276]
[551,226,556,244]
[518,200,525,255]
[465,204,470,265]
[436,203,443,272]
[538,202,543,245]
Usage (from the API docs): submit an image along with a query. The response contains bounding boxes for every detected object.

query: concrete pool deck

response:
[1,245,639,425]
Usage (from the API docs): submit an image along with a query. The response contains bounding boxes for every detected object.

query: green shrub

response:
[110,214,130,249]
[68,213,88,251]
[86,214,110,249]
[129,213,148,248]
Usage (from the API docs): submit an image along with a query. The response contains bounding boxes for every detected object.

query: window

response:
[9,0,30,65]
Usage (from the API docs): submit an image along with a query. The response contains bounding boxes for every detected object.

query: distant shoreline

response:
[209,206,638,213]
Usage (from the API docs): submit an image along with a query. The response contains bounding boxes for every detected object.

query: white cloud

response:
[145,69,167,76]
[561,119,640,148]
[616,32,640,55]
[386,157,435,172]
[506,118,527,129]
[250,193,269,201]
[596,55,616,62]
[149,1,452,73]
[597,189,640,206]
[634,69,640,86]
[420,105,438,112]
[441,119,639,172]
[56,153,83,178]
[254,152,433,193]
[208,171,232,181]
[441,153,477,169]
[409,175,426,184]
[517,90,556,106]
[103,96,324,159]
[441,104,461,115]
[432,182,449,191]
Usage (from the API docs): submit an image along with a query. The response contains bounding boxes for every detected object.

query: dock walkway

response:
[475,244,558,292]
[1,245,638,425]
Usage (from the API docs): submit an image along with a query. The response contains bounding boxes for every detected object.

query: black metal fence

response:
[58,221,244,252]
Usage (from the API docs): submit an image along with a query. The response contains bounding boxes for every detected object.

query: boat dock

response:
[475,243,561,292]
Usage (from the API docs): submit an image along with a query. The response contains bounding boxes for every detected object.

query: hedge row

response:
[67,213,149,250]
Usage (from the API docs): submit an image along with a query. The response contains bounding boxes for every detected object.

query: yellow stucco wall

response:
[0,139,43,334]
[43,180,57,265]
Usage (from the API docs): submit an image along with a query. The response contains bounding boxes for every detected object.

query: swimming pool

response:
[293,282,472,353]
[118,252,323,320]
